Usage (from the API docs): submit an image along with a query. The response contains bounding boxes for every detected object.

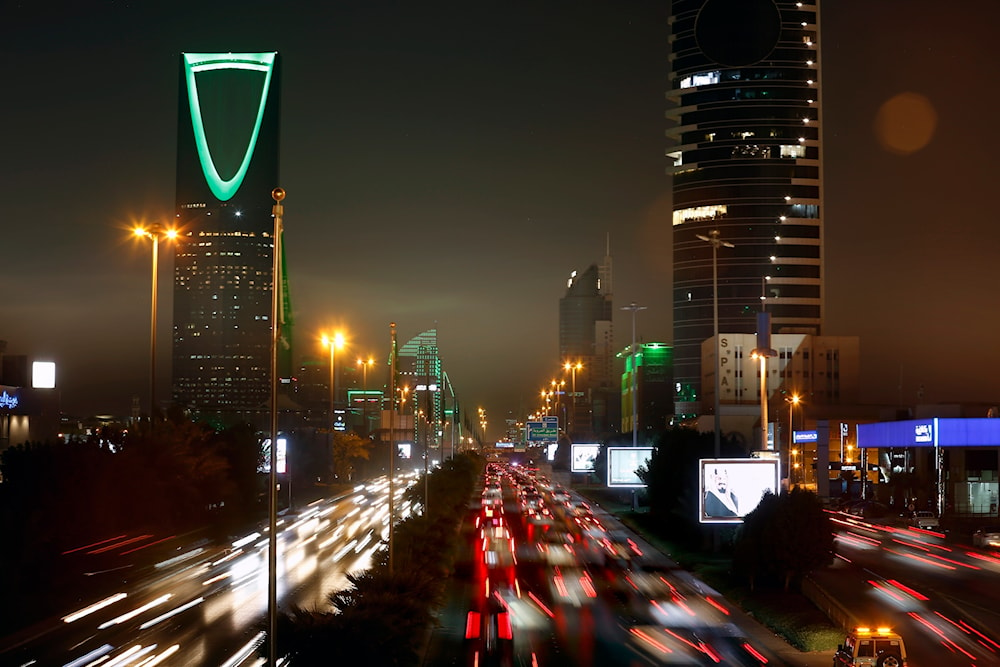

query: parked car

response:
[972,526,1000,549]
[909,511,939,530]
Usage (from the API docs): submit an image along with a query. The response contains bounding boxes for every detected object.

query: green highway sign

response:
[526,421,558,442]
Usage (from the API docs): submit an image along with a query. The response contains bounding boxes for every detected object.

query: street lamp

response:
[696,230,734,457]
[551,379,565,430]
[621,302,647,448]
[563,361,582,435]
[786,394,801,483]
[132,223,178,423]
[322,332,345,449]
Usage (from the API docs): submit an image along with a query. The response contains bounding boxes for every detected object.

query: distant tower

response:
[398,329,443,458]
[172,52,289,426]
[667,1,823,418]
[559,264,614,438]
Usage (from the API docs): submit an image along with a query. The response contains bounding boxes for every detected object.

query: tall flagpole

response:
[389,322,397,575]
[268,187,285,666]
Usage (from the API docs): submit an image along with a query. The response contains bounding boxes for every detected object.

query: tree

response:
[733,486,834,591]
[331,431,371,483]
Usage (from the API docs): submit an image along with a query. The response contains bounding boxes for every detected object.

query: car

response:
[972,526,1000,549]
[833,627,907,667]
[908,510,939,530]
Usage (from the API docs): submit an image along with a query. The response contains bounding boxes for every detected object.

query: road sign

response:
[526,421,557,443]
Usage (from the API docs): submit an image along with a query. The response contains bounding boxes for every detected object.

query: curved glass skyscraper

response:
[667,1,823,417]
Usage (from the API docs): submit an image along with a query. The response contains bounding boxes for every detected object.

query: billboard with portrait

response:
[607,447,653,487]
[699,458,780,523]
[571,443,601,472]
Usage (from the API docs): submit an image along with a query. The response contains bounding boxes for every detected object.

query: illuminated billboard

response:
[259,437,287,474]
[699,458,780,524]
[397,442,412,459]
[32,362,56,389]
[607,447,653,487]
[546,443,559,462]
[571,444,601,472]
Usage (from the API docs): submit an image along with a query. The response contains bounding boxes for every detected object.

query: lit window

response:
[679,70,720,89]
[672,205,728,226]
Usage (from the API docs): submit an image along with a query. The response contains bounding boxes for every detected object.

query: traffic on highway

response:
[428,461,782,666]
[0,473,420,666]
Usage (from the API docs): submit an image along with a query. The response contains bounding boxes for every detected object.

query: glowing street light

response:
[563,360,583,435]
[786,394,801,483]
[132,223,178,423]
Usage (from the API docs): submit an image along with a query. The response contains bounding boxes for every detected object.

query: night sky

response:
[4,1,1000,436]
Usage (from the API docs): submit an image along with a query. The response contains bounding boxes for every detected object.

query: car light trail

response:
[528,591,554,618]
[99,594,172,629]
[103,644,147,666]
[742,642,769,663]
[704,596,729,615]
[63,644,114,667]
[629,627,672,654]
[61,535,128,555]
[139,597,204,629]
[220,631,265,667]
[88,535,154,554]
[135,644,179,666]
[62,593,127,623]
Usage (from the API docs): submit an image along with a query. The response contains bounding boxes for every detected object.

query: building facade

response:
[668,1,824,418]
[619,342,674,438]
[172,52,290,427]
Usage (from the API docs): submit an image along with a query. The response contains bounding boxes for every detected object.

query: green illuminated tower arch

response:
[182,52,277,202]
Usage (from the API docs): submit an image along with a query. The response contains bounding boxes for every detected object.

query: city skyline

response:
[4,2,1000,437]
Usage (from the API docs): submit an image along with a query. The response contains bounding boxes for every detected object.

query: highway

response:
[0,473,419,667]
[422,463,787,666]
[817,511,1000,666]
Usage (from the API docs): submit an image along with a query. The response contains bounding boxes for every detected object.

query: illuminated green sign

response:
[183,52,277,202]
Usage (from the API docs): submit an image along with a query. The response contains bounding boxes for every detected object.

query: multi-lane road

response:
[6,462,1000,666]
[0,473,419,667]
[423,463,790,666]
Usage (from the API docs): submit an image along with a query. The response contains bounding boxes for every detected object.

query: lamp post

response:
[551,379,565,432]
[696,231,734,457]
[267,187,285,667]
[563,361,582,435]
[133,223,177,423]
[621,302,647,448]
[389,322,397,575]
[786,394,801,484]
[322,332,345,466]
[757,276,772,450]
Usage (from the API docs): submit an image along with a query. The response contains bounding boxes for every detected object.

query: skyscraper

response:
[559,264,614,438]
[172,52,289,426]
[667,1,823,417]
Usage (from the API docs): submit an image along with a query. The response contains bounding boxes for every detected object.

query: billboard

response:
[571,443,601,472]
[699,458,780,524]
[607,447,653,487]
[546,443,559,462]
[259,437,287,474]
